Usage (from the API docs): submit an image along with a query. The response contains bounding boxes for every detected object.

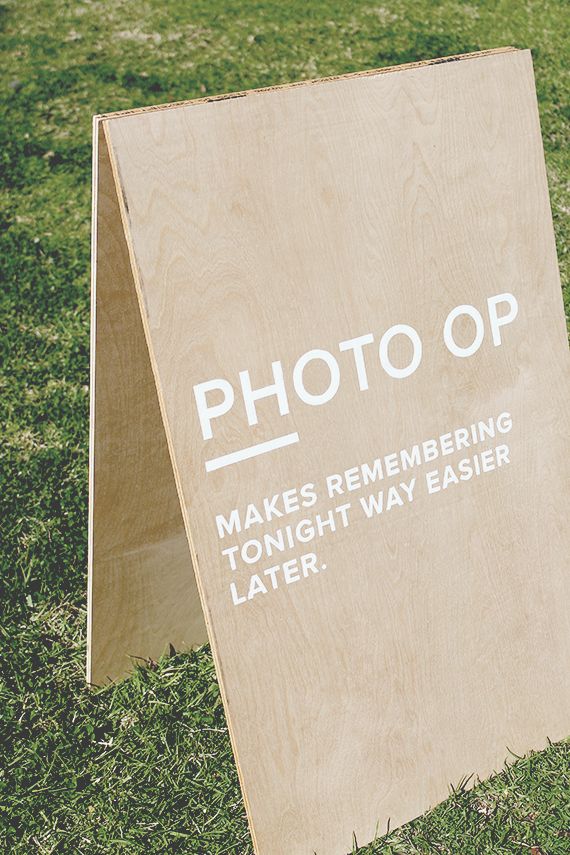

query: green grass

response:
[1,1,569,852]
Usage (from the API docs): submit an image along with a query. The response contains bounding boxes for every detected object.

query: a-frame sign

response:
[88,48,570,854]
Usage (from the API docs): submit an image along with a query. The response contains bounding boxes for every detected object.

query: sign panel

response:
[88,48,570,854]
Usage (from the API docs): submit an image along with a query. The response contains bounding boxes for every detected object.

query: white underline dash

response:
[205,432,300,472]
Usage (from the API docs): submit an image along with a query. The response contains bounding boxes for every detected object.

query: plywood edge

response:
[86,115,100,684]
[101,118,262,853]
[94,46,519,122]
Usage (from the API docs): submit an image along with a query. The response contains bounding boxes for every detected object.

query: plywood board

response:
[89,48,570,853]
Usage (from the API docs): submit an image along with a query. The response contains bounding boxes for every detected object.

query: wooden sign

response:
[88,48,570,854]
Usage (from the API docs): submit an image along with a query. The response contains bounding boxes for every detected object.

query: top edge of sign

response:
[94,46,520,124]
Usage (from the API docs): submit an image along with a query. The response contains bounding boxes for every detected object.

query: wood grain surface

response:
[90,48,570,853]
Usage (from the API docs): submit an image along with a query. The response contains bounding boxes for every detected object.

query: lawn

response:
[1,1,569,852]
